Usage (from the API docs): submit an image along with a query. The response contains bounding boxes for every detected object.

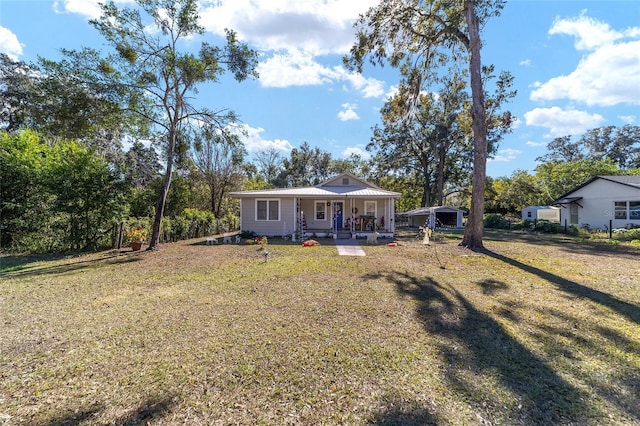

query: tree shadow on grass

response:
[482,249,640,325]
[370,401,439,426]
[0,251,144,279]
[372,270,592,425]
[43,395,175,426]
[481,229,640,260]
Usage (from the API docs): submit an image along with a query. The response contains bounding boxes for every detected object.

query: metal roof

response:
[400,206,466,216]
[230,185,400,198]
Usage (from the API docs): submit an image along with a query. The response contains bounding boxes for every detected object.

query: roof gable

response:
[553,175,640,203]
[317,173,381,190]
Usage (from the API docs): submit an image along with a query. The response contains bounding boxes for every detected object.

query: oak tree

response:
[346,0,507,249]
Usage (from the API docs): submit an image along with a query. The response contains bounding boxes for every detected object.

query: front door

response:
[334,202,343,230]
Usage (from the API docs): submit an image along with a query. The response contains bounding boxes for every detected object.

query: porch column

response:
[390,198,395,233]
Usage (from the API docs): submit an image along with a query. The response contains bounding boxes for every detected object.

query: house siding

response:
[558,179,640,229]
[240,197,297,236]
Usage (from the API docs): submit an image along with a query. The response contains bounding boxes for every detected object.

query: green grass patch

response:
[1,231,639,424]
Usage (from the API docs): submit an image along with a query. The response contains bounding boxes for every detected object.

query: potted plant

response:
[124,227,148,251]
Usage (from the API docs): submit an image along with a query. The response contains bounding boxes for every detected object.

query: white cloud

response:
[549,12,624,50]
[526,140,548,147]
[52,0,134,19]
[257,49,385,97]
[337,103,359,121]
[257,49,332,87]
[0,26,23,59]
[531,15,640,106]
[524,106,605,137]
[228,123,293,153]
[490,148,522,163]
[199,0,377,55]
[342,146,371,159]
[619,115,636,124]
[519,59,532,67]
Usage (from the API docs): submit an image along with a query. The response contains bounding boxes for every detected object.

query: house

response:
[230,173,401,239]
[552,175,640,229]
[521,205,560,222]
[400,206,465,228]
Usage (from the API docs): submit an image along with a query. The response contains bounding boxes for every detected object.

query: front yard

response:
[1,230,638,425]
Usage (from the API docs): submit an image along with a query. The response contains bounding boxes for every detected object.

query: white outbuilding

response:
[521,206,560,222]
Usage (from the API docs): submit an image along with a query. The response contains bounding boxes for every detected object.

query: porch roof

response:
[230,186,400,199]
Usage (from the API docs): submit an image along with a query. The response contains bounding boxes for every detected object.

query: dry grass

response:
[1,230,639,425]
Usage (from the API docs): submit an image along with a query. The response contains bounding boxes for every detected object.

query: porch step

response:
[336,232,352,239]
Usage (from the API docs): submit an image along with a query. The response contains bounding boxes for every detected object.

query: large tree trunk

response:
[460,0,488,250]
[147,133,176,251]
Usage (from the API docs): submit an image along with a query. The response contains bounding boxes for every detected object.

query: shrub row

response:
[483,214,576,234]
[122,209,239,246]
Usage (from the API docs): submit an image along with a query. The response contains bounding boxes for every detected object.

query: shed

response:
[403,206,465,228]
[521,206,560,222]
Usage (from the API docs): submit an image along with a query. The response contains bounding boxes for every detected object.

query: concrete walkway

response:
[334,238,366,256]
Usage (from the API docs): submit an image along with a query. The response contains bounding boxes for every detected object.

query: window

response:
[315,201,326,220]
[256,199,279,221]
[613,201,640,220]
[527,211,532,218]
[630,201,640,220]
[614,201,627,219]
[342,178,350,185]
[364,201,376,217]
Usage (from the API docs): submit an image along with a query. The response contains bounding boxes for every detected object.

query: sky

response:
[0,0,639,178]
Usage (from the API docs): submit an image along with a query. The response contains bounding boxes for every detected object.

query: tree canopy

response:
[345,0,508,249]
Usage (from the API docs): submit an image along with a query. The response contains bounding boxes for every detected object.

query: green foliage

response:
[0,130,51,249]
[483,213,511,229]
[535,159,622,203]
[537,125,640,169]
[43,139,127,251]
[1,131,127,252]
[612,228,640,242]
[533,220,563,233]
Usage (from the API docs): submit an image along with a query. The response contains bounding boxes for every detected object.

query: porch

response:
[297,197,396,240]
[302,228,394,240]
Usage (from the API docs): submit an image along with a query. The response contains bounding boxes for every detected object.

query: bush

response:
[483,213,511,229]
[534,220,563,233]
[612,228,640,242]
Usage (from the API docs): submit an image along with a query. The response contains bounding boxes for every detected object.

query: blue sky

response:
[1,0,638,178]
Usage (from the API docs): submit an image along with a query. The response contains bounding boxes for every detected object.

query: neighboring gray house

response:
[402,206,465,228]
[521,205,560,222]
[230,173,401,239]
[553,175,640,229]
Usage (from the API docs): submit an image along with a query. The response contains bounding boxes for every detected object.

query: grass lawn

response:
[1,230,639,425]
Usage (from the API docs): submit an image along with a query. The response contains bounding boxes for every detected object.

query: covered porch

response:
[297,197,396,239]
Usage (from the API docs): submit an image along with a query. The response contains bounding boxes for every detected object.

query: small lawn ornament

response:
[366,232,379,244]
[422,227,433,245]
[302,239,320,246]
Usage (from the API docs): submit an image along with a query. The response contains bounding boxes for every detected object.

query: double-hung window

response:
[614,201,627,219]
[364,201,376,217]
[315,201,326,220]
[256,199,279,221]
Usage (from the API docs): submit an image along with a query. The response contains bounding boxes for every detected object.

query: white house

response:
[230,173,401,239]
[553,176,640,229]
[401,206,465,228]
[521,205,560,222]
